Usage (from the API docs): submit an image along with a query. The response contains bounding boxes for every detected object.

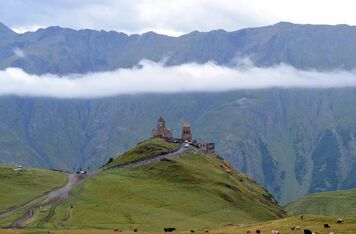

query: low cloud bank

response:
[1,60,356,98]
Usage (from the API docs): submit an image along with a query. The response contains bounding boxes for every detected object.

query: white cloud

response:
[0,60,356,98]
[13,47,25,58]
[1,0,356,35]
[11,25,44,34]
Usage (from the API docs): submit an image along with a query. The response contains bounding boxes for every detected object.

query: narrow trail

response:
[1,173,88,229]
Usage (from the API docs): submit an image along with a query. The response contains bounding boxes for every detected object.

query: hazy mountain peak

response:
[0,22,16,35]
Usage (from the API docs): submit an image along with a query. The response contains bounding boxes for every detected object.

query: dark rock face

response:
[1,22,356,74]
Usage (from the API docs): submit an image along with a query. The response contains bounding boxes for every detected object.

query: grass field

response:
[0,165,67,213]
[105,138,180,167]
[31,150,284,231]
[285,189,356,217]
[0,215,355,233]
[213,215,356,234]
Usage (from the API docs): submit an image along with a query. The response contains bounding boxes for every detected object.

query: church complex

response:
[152,117,215,153]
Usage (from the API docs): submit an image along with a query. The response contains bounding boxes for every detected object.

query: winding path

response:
[0,173,88,228]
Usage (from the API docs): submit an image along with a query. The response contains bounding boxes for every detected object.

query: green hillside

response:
[0,165,67,213]
[2,90,356,204]
[105,138,180,168]
[36,144,285,231]
[285,189,356,217]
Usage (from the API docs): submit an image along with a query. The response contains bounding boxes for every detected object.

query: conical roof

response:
[158,116,165,122]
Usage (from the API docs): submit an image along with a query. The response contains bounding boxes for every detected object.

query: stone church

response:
[152,117,173,139]
[152,117,215,153]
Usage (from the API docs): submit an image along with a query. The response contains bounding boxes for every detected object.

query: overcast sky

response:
[1,0,356,35]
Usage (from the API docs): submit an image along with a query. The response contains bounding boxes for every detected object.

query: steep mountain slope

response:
[285,189,356,217]
[34,141,284,231]
[1,22,356,74]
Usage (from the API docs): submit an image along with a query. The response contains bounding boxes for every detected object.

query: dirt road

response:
[0,173,88,228]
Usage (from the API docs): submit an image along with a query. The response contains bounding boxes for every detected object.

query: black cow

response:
[164,228,176,232]
[256,230,261,234]
[324,223,330,228]
[304,229,312,234]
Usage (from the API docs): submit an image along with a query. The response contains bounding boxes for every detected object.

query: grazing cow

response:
[204,229,209,233]
[246,230,251,234]
[133,228,138,232]
[256,230,261,234]
[164,228,176,232]
[304,229,312,234]
[190,230,195,233]
[271,230,279,234]
[114,229,122,232]
[337,218,344,224]
[324,224,330,228]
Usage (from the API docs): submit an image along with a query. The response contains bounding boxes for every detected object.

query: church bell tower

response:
[181,121,192,142]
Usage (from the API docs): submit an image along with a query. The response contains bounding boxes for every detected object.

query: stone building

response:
[181,121,193,142]
[152,117,173,139]
[198,143,215,153]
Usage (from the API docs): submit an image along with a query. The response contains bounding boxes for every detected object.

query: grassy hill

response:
[105,138,180,168]
[31,142,285,231]
[0,165,67,213]
[285,189,356,217]
[2,90,356,204]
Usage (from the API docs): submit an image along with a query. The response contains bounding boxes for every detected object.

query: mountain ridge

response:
[2,22,356,74]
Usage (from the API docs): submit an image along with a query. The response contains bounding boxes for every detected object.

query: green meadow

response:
[285,189,356,217]
[0,165,67,213]
[105,138,180,167]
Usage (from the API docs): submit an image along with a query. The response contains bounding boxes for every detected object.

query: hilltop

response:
[285,189,356,217]
[21,138,285,231]
[104,138,180,168]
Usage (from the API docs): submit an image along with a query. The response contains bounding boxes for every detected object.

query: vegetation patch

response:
[0,165,67,213]
[105,138,180,168]
[285,189,356,217]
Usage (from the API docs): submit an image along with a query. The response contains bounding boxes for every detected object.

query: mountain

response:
[29,139,284,231]
[1,22,356,204]
[1,22,356,74]
[285,189,356,217]
[0,23,16,38]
